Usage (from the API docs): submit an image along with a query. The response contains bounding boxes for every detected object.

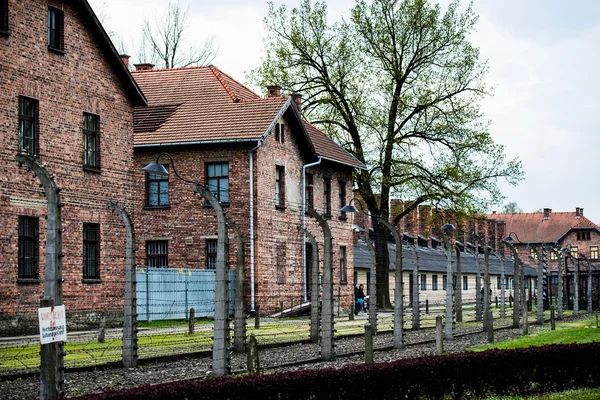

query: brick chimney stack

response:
[291,93,302,114]
[543,208,551,220]
[120,54,130,70]
[576,207,582,218]
[134,63,154,71]
[267,85,281,97]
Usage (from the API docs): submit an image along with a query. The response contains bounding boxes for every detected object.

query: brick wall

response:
[0,0,135,321]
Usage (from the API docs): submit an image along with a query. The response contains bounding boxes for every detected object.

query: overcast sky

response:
[89,0,600,224]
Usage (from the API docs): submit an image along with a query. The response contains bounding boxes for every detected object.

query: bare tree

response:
[140,0,217,68]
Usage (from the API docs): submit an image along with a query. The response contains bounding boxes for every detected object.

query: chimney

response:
[266,85,281,98]
[120,54,130,70]
[134,63,154,72]
[291,93,302,114]
[492,211,496,214]
[576,207,582,218]
[543,208,551,220]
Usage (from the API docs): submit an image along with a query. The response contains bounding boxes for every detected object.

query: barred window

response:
[146,240,168,268]
[420,274,427,291]
[206,239,217,269]
[432,275,438,291]
[18,217,38,280]
[83,223,100,279]
[462,276,468,290]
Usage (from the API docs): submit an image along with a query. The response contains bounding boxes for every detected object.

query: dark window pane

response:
[18,97,37,156]
[206,162,229,203]
[83,223,100,279]
[0,0,8,32]
[83,113,99,168]
[47,7,63,50]
[18,217,38,279]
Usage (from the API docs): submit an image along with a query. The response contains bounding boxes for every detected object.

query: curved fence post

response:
[17,154,64,399]
[107,200,138,368]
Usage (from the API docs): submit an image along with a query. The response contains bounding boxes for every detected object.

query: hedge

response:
[72,342,600,400]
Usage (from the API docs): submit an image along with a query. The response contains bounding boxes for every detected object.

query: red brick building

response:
[131,66,365,313]
[0,0,145,331]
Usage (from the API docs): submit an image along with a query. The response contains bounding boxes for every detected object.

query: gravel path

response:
[0,316,584,400]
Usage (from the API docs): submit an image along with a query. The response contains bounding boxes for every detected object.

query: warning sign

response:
[38,305,67,344]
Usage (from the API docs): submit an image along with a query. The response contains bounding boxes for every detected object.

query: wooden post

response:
[435,316,443,355]
[426,299,429,314]
[188,308,195,334]
[550,305,556,331]
[349,302,354,321]
[254,305,260,330]
[337,286,341,318]
[364,324,373,364]
[495,295,498,309]
[524,301,529,335]
[98,313,106,343]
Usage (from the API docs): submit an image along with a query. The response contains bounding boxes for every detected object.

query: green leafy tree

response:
[502,202,523,214]
[251,0,523,308]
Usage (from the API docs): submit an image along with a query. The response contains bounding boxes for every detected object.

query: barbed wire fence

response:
[2,195,600,387]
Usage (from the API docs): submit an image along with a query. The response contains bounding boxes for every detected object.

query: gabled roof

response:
[486,211,600,243]
[354,241,537,277]
[131,66,366,169]
[79,0,146,106]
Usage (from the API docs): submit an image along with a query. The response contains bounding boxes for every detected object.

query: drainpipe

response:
[249,140,263,311]
[302,158,322,301]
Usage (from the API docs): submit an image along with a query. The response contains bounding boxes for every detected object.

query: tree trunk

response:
[373,223,392,309]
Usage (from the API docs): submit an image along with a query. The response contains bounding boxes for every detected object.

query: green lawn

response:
[471,316,600,351]
[485,387,600,399]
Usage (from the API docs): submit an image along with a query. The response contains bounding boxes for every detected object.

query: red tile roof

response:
[486,211,600,243]
[131,66,366,169]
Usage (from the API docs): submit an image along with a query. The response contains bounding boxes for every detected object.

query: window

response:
[550,250,557,260]
[146,240,168,268]
[530,248,538,261]
[570,246,578,258]
[83,223,100,279]
[338,181,346,219]
[420,274,427,291]
[442,275,447,290]
[305,173,313,209]
[462,276,468,290]
[206,239,217,269]
[18,96,37,156]
[497,276,501,290]
[83,113,99,170]
[47,7,64,51]
[207,162,229,203]
[0,0,8,33]
[431,275,438,291]
[276,242,286,284]
[275,123,285,144]
[275,165,285,208]
[591,246,598,260]
[18,217,38,280]
[576,231,590,241]
[339,246,347,283]
[323,177,331,216]
[146,165,169,207]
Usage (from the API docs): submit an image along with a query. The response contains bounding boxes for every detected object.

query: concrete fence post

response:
[550,305,556,331]
[486,309,494,343]
[17,154,64,398]
[364,324,374,364]
[40,298,58,400]
[254,305,260,330]
[107,200,137,368]
[435,316,443,355]
[189,308,195,334]
[298,226,321,343]
[523,301,529,335]
[246,334,260,375]
[228,218,246,354]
